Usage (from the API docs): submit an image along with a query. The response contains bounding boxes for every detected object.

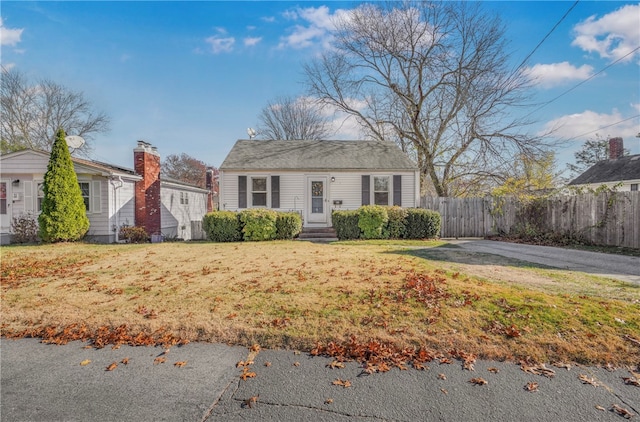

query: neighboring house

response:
[219,139,420,227]
[0,141,210,244]
[568,137,640,192]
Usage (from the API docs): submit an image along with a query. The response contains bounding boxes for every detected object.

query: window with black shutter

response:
[362,175,370,205]
[271,176,280,208]
[393,175,402,206]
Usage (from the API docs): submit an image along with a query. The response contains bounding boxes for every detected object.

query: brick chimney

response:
[609,137,624,160]
[134,141,161,236]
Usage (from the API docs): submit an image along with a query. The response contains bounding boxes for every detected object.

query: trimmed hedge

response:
[358,205,389,239]
[239,209,277,241]
[202,211,242,242]
[331,210,360,240]
[275,212,303,240]
[405,208,441,239]
[384,206,408,239]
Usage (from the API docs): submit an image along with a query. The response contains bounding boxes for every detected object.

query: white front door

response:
[0,180,11,231]
[306,176,328,224]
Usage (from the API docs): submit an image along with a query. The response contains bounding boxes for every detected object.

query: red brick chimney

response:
[134,141,161,236]
[609,137,624,160]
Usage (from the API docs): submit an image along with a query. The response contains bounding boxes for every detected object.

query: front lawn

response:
[1,241,638,366]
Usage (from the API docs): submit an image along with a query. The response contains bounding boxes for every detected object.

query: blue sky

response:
[1,1,639,175]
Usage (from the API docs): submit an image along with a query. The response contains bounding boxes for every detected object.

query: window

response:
[252,177,267,206]
[374,176,389,205]
[180,192,189,204]
[79,182,90,211]
[37,182,45,211]
[631,184,638,192]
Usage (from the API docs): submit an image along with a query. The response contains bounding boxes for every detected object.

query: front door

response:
[306,176,328,224]
[0,180,11,231]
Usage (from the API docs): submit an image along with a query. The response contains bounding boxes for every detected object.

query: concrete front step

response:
[298,227,338,242]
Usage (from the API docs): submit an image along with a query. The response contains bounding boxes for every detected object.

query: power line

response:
[563,114,640,142]
[515,0,580,72]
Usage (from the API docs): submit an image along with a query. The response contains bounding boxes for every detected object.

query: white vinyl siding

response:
[160,184,208,239]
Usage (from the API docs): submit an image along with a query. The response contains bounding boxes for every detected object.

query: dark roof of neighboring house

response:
[220,139,417,171]
[568,154,640,185]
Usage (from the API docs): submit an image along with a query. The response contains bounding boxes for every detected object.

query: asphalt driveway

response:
[444,239,640,285]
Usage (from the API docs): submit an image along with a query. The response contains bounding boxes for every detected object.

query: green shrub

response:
[119,226,149,243]
[358,205,389,239]
[275,212,303,240]
[202,211,242,242]
[239,209,277,241]
[405,208,441,239]
[332,210,361,240]
[11,213,39,243]
[38,128,90,242]
[384,206,408,239]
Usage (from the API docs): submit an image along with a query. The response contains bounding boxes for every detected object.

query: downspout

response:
[110,176,124,242]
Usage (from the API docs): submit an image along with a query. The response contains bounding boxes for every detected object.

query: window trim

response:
[250,176,268,207]
[373,175,390,206]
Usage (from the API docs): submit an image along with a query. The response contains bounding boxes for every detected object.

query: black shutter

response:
[271,176,280,208]
[393,175,402,206]
[238,176,247,208]
[362,175,370,205]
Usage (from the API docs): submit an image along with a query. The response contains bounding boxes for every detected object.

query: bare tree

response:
[305,1,554,197]
[1,67,109,154]
[257,95,334,140]
[567,134,629,178]
[162,153,218,190]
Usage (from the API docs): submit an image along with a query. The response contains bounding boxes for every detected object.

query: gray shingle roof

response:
[568,154,640,185]
[220,140,417,171]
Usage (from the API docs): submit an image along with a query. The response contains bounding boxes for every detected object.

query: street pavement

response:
[444,239,640,285]
[1,338,639,421]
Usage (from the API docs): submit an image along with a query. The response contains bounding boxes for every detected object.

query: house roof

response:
[220,140,417,171]
[568,154,640,185]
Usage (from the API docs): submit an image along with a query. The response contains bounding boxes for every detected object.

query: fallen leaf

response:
[469,377,488,386]
[524,382,539,392]
[244,395,259,408]
[610,404,634,419]
[250,344,261,353]
[438,373,447,380]
[622,376,640,387]
[240,367,256,381]
[264,361,272,367]
[80,359,91,366]
[578,374,598,387]
[324,398,334,405]
[327,360,345,369]
[106,362,118,371]
[332,378,352,388]
[121,357,129,365]
[154,357,166,365]
[441,388,448,394]
[487,367,500,374]
[236,360,253,367]
[413,362,428,371]
[520,363,556,378]
[174,361,187,367]
[552,362,571,370]
[293,361,300,367]
[439,358,452,365]
[595,405,606,411]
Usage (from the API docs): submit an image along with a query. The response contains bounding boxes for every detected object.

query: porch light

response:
[12,179,20,186]
[331,177,335,182]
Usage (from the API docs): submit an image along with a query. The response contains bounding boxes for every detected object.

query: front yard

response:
[1,241,639,366]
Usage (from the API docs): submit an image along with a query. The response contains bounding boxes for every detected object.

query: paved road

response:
[1,338,639,421]
[444,239,640,284]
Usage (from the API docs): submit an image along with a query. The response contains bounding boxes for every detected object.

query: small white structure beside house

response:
[568,137,640,192]
[0,141,210,244]
[219,139,420,227]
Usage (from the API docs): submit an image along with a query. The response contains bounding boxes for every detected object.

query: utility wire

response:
[563,114,640,142]
[514,0,580,72]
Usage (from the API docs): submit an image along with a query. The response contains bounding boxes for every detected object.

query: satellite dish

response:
[66,135,86,150]
[247,128,257,139]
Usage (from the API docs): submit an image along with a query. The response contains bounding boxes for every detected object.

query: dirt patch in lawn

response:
[2,241,639,366]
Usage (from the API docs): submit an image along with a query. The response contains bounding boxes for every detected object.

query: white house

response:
[219,139,420,227]
[0,141,210,244]
[568,137,640,192]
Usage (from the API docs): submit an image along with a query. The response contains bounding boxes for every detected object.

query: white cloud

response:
[523,62,594,88]
[243,36,262,47]
[2,62,16,70]
[261,16,276,23]
[0,17,24,46]
[541,109,639,141]
[571,4,640,63]
[205,35,235,54]
[278,6,351,50]
[632,103,640,113]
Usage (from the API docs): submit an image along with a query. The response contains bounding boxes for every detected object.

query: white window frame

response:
[373,175,390,206]
[251,176,268,207]
[37,180,101,214]
[180,191,189,205]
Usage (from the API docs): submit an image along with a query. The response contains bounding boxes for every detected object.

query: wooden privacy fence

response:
[421,192,640,249]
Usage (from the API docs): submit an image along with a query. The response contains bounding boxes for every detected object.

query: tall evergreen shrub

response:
[38,128,90,242]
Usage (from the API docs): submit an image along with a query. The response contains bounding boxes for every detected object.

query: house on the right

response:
[568,137,640,191]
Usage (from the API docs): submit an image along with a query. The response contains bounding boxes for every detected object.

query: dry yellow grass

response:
[1,241,639,365]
